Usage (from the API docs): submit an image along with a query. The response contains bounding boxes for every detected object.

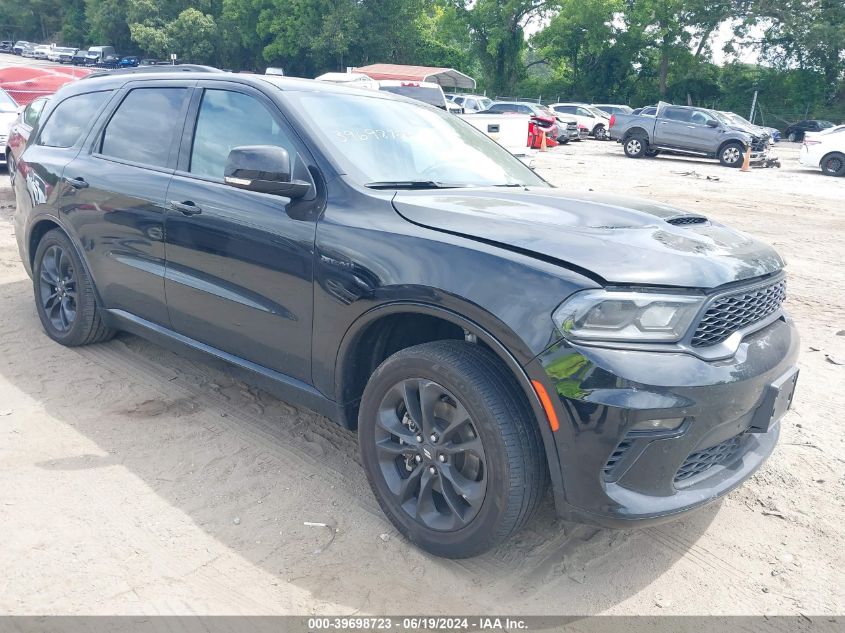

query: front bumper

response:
[527,315,799,526]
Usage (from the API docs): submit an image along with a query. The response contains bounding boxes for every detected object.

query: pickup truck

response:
[609,102,773,167]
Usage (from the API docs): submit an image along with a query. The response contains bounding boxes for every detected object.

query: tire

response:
[719,141,745,168]
[358,340,547,558]
[623,135,647,158]
[32,229,114,346]
[820,152,845,177]
[6,151,14,186]
[787,131,798,143]
[593,125,607,140]
[645,149,660,158]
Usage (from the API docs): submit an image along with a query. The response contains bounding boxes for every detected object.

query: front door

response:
[61,82,192,326]
[163,82,319,382]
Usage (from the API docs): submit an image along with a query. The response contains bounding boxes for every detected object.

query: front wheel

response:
[358,341,547,558]
[820,152,845,177]
[719,142,745,167]
[624,136,647,158]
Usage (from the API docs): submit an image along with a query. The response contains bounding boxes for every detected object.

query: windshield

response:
[477,98,492,110]
[819,121,834,129]
[0,89,17,113]
[282,91,548,188]
[378,85,445,108]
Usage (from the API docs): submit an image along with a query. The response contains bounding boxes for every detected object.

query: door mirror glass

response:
[224,145,310,198]
[706,119,719,128]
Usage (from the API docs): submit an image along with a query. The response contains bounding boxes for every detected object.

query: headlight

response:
[552,289,704,343]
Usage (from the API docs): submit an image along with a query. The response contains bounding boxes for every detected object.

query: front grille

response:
[675,435,743,483]
[603,439,634,478]
[667,215,707,226]
[691,278,786,347]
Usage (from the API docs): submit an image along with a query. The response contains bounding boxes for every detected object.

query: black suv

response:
[12,73,799,558]
[784,119,835,142]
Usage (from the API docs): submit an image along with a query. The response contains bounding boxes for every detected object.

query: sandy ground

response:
[0,141,843,616]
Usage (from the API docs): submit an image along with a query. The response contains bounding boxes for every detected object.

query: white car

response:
[33,44,52,59]
[548,102,612,140]
[47,47,77,62]
[376,80,457,113]
[450,94,492,113]
[800,126,845,176]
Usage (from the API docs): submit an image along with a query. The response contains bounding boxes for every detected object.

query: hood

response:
[392,189,784,289]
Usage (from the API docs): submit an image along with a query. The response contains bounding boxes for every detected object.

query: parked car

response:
[591,104,633,115]
[71,50,89,65]
[96,54,121,68]
[548,102,611,140]
[116,56,140,68]
[0,41,13,53]
[800,126,845,176]
[140,58,162,66]
[12,73,798,559]
[784,119,835,142]
[0,88,20,169]
[12,41,31,55]
[611,103,772,167]
[4,95,50,182]
[631,105,657,116]
[21,44,37,58]
[481,101,561,143]
[32,44,52,60]
[450,94,492,114]
[47,47,78,63]
[376,80,455,112]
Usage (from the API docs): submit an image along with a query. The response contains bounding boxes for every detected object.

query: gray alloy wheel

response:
[593,125,607,140]
[719,142,744,167]
[624,136,646,158]
[787,132,798,142]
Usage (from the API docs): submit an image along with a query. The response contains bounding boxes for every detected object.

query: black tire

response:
[6,151,14,185]
[623,135,647,158]
[645,149,660,158]
[820,152,845,177]
[32,229,114,346]
[358,340,547,558]
[787,131,798,143]
[593,125,607,140]
[719,141,745,168]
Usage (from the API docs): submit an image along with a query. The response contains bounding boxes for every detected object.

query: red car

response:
[5,95,49,183]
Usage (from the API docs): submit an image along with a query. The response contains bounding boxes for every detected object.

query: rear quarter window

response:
[38,91,111,148]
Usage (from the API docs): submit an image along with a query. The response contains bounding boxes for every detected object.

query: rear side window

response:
[663,107,691,122]
[100,87,187,168]
[38,91,111,148]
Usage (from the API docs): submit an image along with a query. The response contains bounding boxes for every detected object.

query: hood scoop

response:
[666,215,709,226]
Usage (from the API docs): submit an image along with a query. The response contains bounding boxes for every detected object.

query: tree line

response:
[3,0,844,124]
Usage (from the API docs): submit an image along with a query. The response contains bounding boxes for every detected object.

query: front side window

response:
[190,89,295,179]
[100,87,187,168]
[690,109,718,126]
[283,91,547,188]
[39,91,111,148]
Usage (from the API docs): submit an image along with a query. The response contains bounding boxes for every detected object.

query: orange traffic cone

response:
[741,142,751,172]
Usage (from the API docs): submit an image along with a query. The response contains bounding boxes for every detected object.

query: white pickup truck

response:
[459,113,536,162]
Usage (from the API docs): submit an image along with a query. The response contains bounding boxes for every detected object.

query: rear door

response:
[162,81,319,381]
[60,80,192,326]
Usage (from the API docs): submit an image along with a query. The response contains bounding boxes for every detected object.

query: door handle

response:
[64,176,89,189]
[170,200,202,216]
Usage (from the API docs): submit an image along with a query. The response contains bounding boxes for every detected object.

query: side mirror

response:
[224,145,311,198]
[706,119,719,128]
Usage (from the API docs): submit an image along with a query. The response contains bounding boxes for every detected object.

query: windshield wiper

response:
[365,180,464,190]
[491,182,527,187]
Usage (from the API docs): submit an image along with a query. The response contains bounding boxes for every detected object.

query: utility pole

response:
[749,90,758,123]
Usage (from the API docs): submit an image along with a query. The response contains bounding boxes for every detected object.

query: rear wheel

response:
[593,125,607,140]
[32,229,114,346]
[623,136,647,158]
[719,142,745,168]
[787,131,798,142]
[820,152,845,177]
[358,340,547,558]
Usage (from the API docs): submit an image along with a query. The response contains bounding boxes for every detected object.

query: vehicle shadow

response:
[0,276,720,615]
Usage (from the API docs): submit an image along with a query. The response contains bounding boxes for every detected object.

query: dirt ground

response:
[0,141,842,616]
